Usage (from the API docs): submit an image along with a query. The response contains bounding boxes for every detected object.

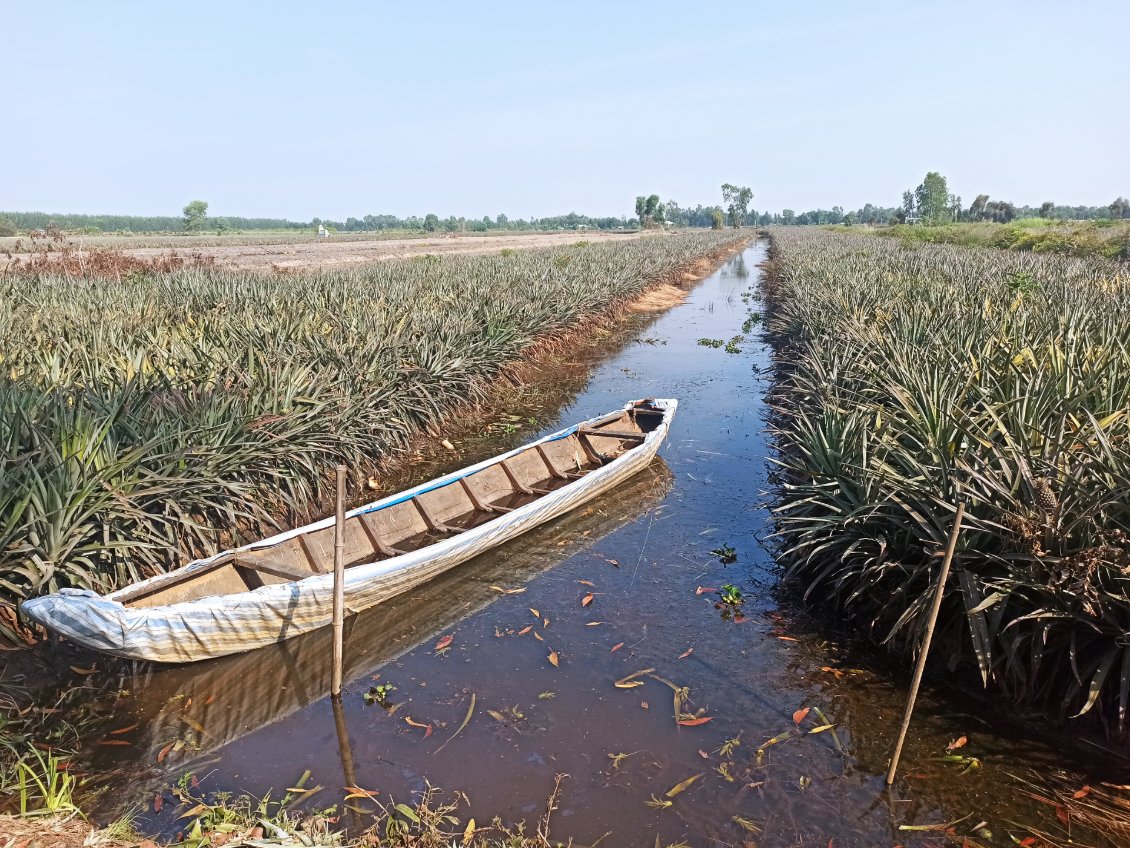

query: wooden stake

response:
[331,465,347,699]
[886,500,965,785]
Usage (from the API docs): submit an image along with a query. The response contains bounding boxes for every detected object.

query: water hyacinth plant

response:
[0,233,740,639]
[765,228,1130,726]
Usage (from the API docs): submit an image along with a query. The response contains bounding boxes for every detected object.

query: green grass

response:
[873,219,1130,259]
[765,227,1130,726]
[0,233,738,639]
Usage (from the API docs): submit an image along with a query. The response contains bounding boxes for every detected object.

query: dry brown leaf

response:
[792,707,810,725]
[548,650,560,668]
[678,648,694,659]
[581,593,595,607]
[434,635,453,651]
[610,642,625,653]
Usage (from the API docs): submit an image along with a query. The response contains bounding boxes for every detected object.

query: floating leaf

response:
[111,723,139,735]
[585,621,606,626]
[578,580,595,587]
[615,668,655,688]
[435,693,476,754]
[97,739,130,746]
[490,586,526,595]
[610,642,625,653]
[487,710,507,722]
[946,735,968,751]
[1073,785,1092,799]
[548,650,560,667]
[538,691,555,700]
[581,593,595,607]
[808,724,835,734]
[518,625,532,635]
[533,631,544,642]
[529,608,540,618]
[434,635,453,652]
[695,586,717,596]
[792,707,810,725]
[344,786,380,800]
[677,717,713,727]
[156,741,175,764]
[665,773,704,797]
[153,794,163,813]
[678,648,694,659]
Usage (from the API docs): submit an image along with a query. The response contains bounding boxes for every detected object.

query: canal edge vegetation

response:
[761,226,1130,731]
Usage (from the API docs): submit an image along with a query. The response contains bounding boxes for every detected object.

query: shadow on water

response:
[12,243,1123,847]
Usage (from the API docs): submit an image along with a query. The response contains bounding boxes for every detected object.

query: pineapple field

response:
[0,233,740,640]
[766,227,1130,726]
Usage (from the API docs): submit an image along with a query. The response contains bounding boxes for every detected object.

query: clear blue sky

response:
[3,0,1126,220]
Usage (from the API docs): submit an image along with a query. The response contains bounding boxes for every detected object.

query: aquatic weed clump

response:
[0,233,741,638]
[765,227,1130,727]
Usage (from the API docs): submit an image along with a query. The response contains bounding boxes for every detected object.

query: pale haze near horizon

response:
[3,0,1126,221]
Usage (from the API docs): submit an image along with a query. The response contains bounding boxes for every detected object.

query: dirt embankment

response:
[2,231,646,273]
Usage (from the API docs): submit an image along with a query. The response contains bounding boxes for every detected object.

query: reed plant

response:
[0,234,738,639]
[766,228,1130,726]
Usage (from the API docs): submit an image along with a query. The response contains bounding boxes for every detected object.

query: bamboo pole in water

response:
[886,500,965,785]
[331,465,347,698]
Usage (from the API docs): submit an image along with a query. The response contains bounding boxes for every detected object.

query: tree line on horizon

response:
[2,177,1126,238]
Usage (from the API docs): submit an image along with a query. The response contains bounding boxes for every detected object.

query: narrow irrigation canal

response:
[20,243,1111,846]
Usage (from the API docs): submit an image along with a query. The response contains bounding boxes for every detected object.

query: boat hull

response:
[21,399,676,663]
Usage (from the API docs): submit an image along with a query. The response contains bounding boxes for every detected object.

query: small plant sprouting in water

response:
[363,682,397,706]
[742,313,762,333]
[725,336,744,354]
[711,544,737,564]
[697,337,724,349]
[718,584,744,606]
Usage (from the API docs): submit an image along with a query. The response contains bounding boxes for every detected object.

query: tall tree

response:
[635,196,647,227]
[721,183,754,228]
[1110,197,1130,219]
[913,172,949,225]
[182,200,208,232]
[1040,201,1055,218]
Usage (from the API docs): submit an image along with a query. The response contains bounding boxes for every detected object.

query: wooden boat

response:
[21,399,677,663]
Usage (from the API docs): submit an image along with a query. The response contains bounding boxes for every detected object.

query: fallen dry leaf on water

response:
[1073,785,1092,799]
[793,707,810,725]
[153,794,163,813]
[578,580,595,587]
[776,635,798,641]
[946,735,968,751]
[533,631,544,641]
[434,635,453,652]
[518,625,532,636]
[615,680,644,689]
[111,723,139,735]
[585,621,606,626]
[677,717,714,727]
[582,593,595,607]
[641,701,649,709]
[344,786,381,800]
[666,773,704,797]
[405,716,433,737]
[678,648,694,659]
[610,642,625,653]
[489,585,526,595]
[529,608,540,618]
[695,586,717,596]
[548,650,560,668]
[97,739,130,746]
[156,741,174,764]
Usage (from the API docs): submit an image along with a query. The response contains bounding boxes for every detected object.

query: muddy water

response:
[28,243,1118,846]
